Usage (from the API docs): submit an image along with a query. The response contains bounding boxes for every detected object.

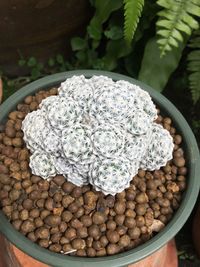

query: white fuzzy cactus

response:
[22,75,174,195]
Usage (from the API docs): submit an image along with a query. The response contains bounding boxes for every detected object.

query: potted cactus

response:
[0,70,199,267]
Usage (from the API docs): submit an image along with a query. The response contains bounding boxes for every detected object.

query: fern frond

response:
[123,0,144,44]
[156,0,200,56]
[187,30,200,104]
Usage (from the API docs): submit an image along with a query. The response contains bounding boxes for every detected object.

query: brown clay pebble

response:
[92,211,106,225]
[106,230,120,243]
[68,202,79,213]
[29,208,40,218]
[49,244,62,253]
[19,209,29,221]
[173,157,185,167]
[27,232,37,242]
[12,137,23,148]
[51,233,62,243]
[40,210,50,220]
[84,191,98,210]
[0,174,11,185]
[24,96,33,105]
[59,222,68,233]
[20,220,35,234]
[9,189,20,201]
[124,217,136,228]
[115,214,125,225]
[88,225,100,238]
[100,236,109,247]
[65,228,77,240]
[77,227,88,238]
[62,182,75,193]
[62,211,73,222]
[136,216,145,227]
[96,248,106,256]
[107,244,120,255]
[87,247,96,257]
[116,226,127,236]
[125,209,136,218]
[38,180,49,191]
[114,202,126,215]
[29,190,41,200]
[86,237,93,248]
[11,210,19,220]
[135,192,148,203]
[34,218,44,228]
[105,195,115,208]
[12,220,22,230]
[53,175,65,186]
[128,227,141,239]
[71,187,82,198]
[44,215,61,227]
[62,243,73,253]
[118,235,131,247]
[135,204,147,216]
[5,127,16,138]
[45,198,54,210]
[174,135,182,145]
[50,226,59,234]
[107,220,117,230]
[92,240,103,251]
[35,227,50,239]
[81,215,92,227]
[126,201,135,210]
[30,102,38,111]
[72,238,86,250]
[76,249,87,257]
[38,239,49,248]
[0,164,9,174]
[60,237,69,245]
[36,199,45,208]
[53,192,62,202]
[70,218,83,229]
[62,196,75,208]
[126,189,136,201]
[74,207,85,218]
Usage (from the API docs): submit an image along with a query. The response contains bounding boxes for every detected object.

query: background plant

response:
[1,0,200,138]
[70,0,200,102]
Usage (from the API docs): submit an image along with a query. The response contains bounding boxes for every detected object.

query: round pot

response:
[193,202,200,258]
[0,70,199,267]
[0,1,91,76]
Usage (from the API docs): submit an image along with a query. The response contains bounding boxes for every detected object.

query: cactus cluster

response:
[22,75,174,195]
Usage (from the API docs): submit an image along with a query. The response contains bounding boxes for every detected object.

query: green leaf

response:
[18,59,26,67]
[156,0,200,56]
[31,68,41,80]
[123,0,144,44]
[56,54,64,64]
[94,0,123,23]
[88,0,123,40]
[48,58,55,67]
[27,57,37,67]
[37,63,44,71]
[104,26,123,40]
[75,51,87,62]
[87,21,102,40]
[187,30,200,103]
[71,37,87,51]
[103,39,132,70]
[138,37,187,92]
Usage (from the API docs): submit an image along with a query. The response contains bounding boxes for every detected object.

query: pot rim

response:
[0,70,199,267]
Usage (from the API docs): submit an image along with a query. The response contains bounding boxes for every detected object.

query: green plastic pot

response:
[0,70,199,267]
